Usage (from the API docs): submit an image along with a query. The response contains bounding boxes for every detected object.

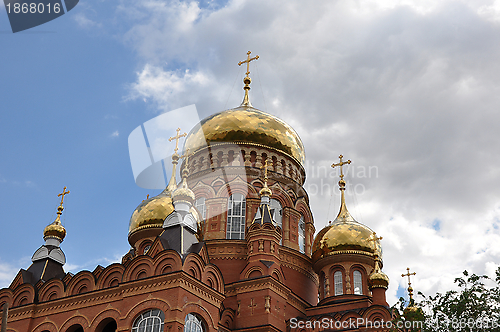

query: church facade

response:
[0,54,392,332]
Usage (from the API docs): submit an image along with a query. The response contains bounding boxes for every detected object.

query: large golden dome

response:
[183,105,305,165]
[129,192,175,236]
[312,220,381,262]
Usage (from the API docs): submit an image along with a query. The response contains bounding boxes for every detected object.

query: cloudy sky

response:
[1,0,500,306]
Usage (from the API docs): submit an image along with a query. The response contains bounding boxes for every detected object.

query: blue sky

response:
[1,0,500,306]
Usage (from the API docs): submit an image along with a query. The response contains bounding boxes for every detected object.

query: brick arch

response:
[38,278,64,302]
[363,305,392,322]
[192,181,217,199]
[60,315,89,332]
[96,263,125,289]
[123,255,154,282]
[183,254,204,280]
[153,250,182,275]
[215,176,258,198]
[271,269,283,282]
[89,307,121,331]
[0,288,13,308]
[268,182,294,208]
[245,266,264,279]
[12,283,35,307]
[32,321,58,332]
[202,264,224,293]
[65,271,95,296]
[181,302,216,331]
[123,298,171,328]
[220,308,235,329]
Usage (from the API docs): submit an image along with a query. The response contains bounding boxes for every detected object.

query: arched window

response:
[226,194,246,239]
[353,270,363,295]
[269,198,282,228]
[131,309,165,332]
[334,271,343,296]
[184,313,205,332]
[298,215,305,253]
[195,197,206,220]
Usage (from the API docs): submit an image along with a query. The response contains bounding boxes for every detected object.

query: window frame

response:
[131,309,165,332]
[226,194,246,240]
[333,270,343,296]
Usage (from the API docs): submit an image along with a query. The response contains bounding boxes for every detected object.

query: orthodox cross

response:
[248,298,257,315]
[402,267,416,300]
[368,232,383,250]
[238,51,259,77]
[58,186,70,205]
[402,267,416,287]
[331,154,351,180]
[169,127,187,154]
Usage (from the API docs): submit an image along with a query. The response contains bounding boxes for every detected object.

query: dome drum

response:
[180,143,306,186]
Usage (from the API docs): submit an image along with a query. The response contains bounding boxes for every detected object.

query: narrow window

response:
[334,271,343,296]
[298,215,305,253]
[269,198,282,228]
[226,194,246,239]
[184,313,205,332]
[195,197,206,220]
[353,270,363,295]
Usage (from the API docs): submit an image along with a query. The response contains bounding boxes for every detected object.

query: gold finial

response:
[331,155,354,222]
[165,128,187,194]
[58,186,70,206]
[180,148,192,178]
[44,187,69,242]
[259,158,272,197]
[238,51,259,107]
[169,128,187,155]
[368,232,383,255]
[402,267,417,301]
[172,148,195,203]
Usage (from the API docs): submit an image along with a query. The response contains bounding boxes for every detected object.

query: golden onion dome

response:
[129,192,174,235]
[183,105,306,165]
[369,262,389,289]
[43,205,67,242]
[172,186,195,204]
[312,220,381,262]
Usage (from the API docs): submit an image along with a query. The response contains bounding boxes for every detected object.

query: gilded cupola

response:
[183,51,305,166]
[128,129,187,246]
[43,186,70,243]
[312,156,382,262]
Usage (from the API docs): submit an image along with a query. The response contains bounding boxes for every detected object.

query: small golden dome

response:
[129,192,174,235]
[183,105,305,165]
[369,267,389,289]
[43,209,67,242]
[172,186,195,204]
[312,220,381,262]
[259,185,272,197]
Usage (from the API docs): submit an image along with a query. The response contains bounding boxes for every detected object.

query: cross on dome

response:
[238,50,259,77]
[58,186,70,206]
[169,127,187,155]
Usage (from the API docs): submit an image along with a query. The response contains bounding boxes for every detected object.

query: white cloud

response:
[73,12,102,29]
[0,261,19,289]
[110,130,120,138]
[114,0,500,303]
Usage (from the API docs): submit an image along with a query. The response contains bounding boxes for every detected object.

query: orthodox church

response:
[0,53,392,332]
